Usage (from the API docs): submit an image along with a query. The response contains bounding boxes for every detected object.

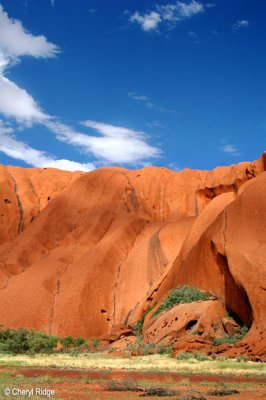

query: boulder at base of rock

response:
[143,300,226,346]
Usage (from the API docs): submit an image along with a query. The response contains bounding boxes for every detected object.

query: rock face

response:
[0,153,265,359]
[143,300,226,346]
[0,165,84,245]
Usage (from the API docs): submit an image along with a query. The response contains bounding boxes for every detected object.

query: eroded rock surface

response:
[0,153,265,359]
[143,300,226,345]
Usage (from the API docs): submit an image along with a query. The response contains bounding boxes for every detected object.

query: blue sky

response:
[0,0,265,171]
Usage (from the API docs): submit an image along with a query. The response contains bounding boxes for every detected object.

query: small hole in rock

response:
[101,309,107,314]
[185,320,198,330]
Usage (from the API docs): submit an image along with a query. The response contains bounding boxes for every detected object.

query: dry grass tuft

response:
[0,353,265,376]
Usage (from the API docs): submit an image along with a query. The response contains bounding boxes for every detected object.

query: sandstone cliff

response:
[0,153,265,359]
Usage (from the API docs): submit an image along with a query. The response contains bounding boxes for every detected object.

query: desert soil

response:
[0,365,265,400]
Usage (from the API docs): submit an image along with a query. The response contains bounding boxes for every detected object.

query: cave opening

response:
[217,253,253,329]
[185,319,198,330]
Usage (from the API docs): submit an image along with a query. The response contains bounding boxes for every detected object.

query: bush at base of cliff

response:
[152,285,209,318]
[0,327,86,354]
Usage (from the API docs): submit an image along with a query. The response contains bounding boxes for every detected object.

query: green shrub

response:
[73,337,86,347]
[213,325,248,346]
[131,320,143,337]
[91,338,99,348]
[158,345,172,355]
[176,352,193,360]
[236,355,249,363]
[213,335,238,346]
[59,336,86,350]
[59,335,74,348]
[176,352,210,361]
[218,356,229,361]
[152,285,209,317]
[125,343,138,351]
[0,327,86,354]
[194,352,210,361]
[235,325,249,336]
[29,334,57,353]
[141,343,155,355]
[136,335,143,344]
[132,305,152,337]
[0,327,59,354]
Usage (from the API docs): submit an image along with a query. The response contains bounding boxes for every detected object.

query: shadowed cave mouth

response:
[216,252,253,329]
[185,320,198,330]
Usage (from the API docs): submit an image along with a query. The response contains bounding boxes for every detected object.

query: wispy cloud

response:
[51,0,55,7]
[129,1,206,32]
[0,6,161,171]
[44,119,160,165]
[78,120,161,164]
[158,0,204,20]
[168,162,182,171]
[232,20,250,33]
[221,144,241,156]
[0,5,58,71]
[128,92,169,113]
[0,5,57,123]
[0,75,47,124]
[188,30,200,44]
[130,11,162,32]
[0,121,95,171]
[88,8,98,15]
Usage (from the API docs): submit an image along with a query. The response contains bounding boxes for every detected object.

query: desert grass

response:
[0,353,265,376]
[0,368,265,400]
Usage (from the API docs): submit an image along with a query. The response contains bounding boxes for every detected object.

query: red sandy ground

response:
[1,366,265,400]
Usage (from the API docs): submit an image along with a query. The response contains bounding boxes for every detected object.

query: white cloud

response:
[128,92,149,102]
[0,5,58,71]
[222,144,241,156]
[129,1,206,32]
[168,162,182,171]
[158,0,204,20]
[128,92,169,113]
[45,120,161,165]
[88,8,97,15]
[130,11,162,32]
[0,75,47,123]
[0,123,95,172]
[0,6,161,170]
[0,5,58,124]
[0,6,94,172]
[178,0,204,17]
[188,30,200,43]
[232,20,250,32]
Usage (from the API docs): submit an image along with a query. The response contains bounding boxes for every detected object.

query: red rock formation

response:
[143,300,226,346]
[0,153,265,359]
[0,165,84,245]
